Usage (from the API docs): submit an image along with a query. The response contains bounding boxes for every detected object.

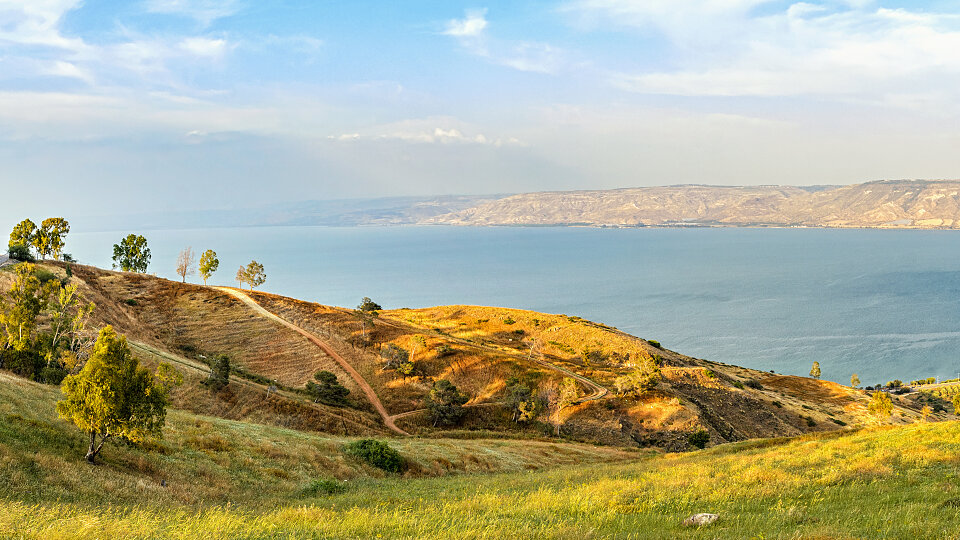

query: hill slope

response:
[2,262,930,450]
[3,370,959,538]
[424,180,960,228]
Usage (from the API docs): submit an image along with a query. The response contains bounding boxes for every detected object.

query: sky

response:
[3,0,960,222]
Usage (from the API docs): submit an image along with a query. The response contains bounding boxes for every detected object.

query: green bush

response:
[7,244,33,262]
[344,439,405,473]
[503,317,516,325]
[298,478,347,497]
[704,369,716,379]
[125,299,138,306]
[745,380,763,390]
[648,340,662,349]
[733,381,744,389]
[688,429,710,449]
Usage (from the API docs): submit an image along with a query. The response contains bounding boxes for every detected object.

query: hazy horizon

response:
[3,1,960,223]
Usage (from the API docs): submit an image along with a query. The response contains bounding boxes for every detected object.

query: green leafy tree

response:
[236,260,266,290]
[614,355,661,395]
[203,354,230,391]
[36,218,70,260]
[427,379,469,426]
[57,326,181,463]
[198,249,219,285]
[868,391,894,419]
[410,335,427,361]
[7,244,33,262]
[112,234,151,273]
[357,297,382,312]
[850,373,860,388]
[953,393,960,415]
[505,377,540,423]
[810,361,821,379]
[305,370,350,406]
[0,264,50,378]
[354,309,377,340]
[9,219,36,257]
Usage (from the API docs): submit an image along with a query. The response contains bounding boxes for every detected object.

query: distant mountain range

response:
[423,180,960,229]
[73,180,960,231]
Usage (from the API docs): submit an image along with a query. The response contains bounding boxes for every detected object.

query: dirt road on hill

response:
[215,287,409,436]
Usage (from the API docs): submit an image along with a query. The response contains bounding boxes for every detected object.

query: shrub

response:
[772,401,783,408]
[7,244,33,262]
[688,429,710,449]
[648,340,662,349]
[503,317,516,325]
[745,380,763,390]
[344,439,405,473]
[732,381,744,389]
[299,478,347,497]
[125,299,138,306]
[704,369,716,379]
[831,418,847,426]
[802,415,816,427]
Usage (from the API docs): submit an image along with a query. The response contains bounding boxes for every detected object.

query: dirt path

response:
[215,287,408,436]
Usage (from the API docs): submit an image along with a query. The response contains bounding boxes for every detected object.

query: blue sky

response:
[2,0,960,221]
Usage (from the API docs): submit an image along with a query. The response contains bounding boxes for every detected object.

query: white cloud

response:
[566,1,960,108]
[442,8,488,37]
[144,0,242,26]
[328,118,525,146]
[443,8,568,74]
[179,36,230,58]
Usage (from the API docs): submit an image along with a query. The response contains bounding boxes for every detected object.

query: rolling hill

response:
[423,180,960,228]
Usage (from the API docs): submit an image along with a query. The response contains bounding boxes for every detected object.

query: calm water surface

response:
[67,226,960,385]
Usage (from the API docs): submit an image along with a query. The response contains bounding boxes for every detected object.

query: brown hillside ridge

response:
[422,180,960,228]
[2,262,931,451]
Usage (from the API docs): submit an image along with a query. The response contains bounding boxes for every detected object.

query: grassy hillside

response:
[1,261,932,451]
[3,371,960,538]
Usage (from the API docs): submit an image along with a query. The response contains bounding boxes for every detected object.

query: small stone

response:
[682,513,719,527]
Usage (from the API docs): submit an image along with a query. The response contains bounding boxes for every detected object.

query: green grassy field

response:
[4,371,960,538]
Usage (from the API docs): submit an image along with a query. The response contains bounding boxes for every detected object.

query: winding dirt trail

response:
[215,287,409,436]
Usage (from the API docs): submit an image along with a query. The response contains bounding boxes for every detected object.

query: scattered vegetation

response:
[305,370,350,406]
[112,234,151,273]
[344,439,406,473]
[427,380,468,427]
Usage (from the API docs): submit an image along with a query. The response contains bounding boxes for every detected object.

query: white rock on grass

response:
[682,513,719,527]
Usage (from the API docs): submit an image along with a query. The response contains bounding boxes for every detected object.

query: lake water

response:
[66,226,960,385]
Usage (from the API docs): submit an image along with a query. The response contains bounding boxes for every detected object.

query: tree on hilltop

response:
[236,260,266,290]
[850,373,860,388]
[36,218,70,260]
[112,234,151,273]
[9,219,36,257]
[357,297,382,312]
[198,249,219,285]
[57,326,181,463]
[810,361,821,379]
[175,247,195,283]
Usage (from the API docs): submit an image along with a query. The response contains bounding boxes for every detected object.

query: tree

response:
[36,218,70,260]
[410,335,427,361]
[0,264,48,353]
[688,428,710,449]
[198,249,219,285]
[380,344,409,369]
[868,391,893,419]
[810,361,821,379]
[921,405,932,422]
[237,260,266,290]
[112,234,151,273]
[175,247,195,283]
[357,297,382,312]
[427,379,468,426]
[505,377,540,423]
[953,393,960,415]
[305,370,350,406]
[614,355,661,395]
[354,309,377,340]
[9,219,36,256]
[203,354,230,391]
[850,373,860,388]
[559,377,580,410]
[57,326,181,463]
